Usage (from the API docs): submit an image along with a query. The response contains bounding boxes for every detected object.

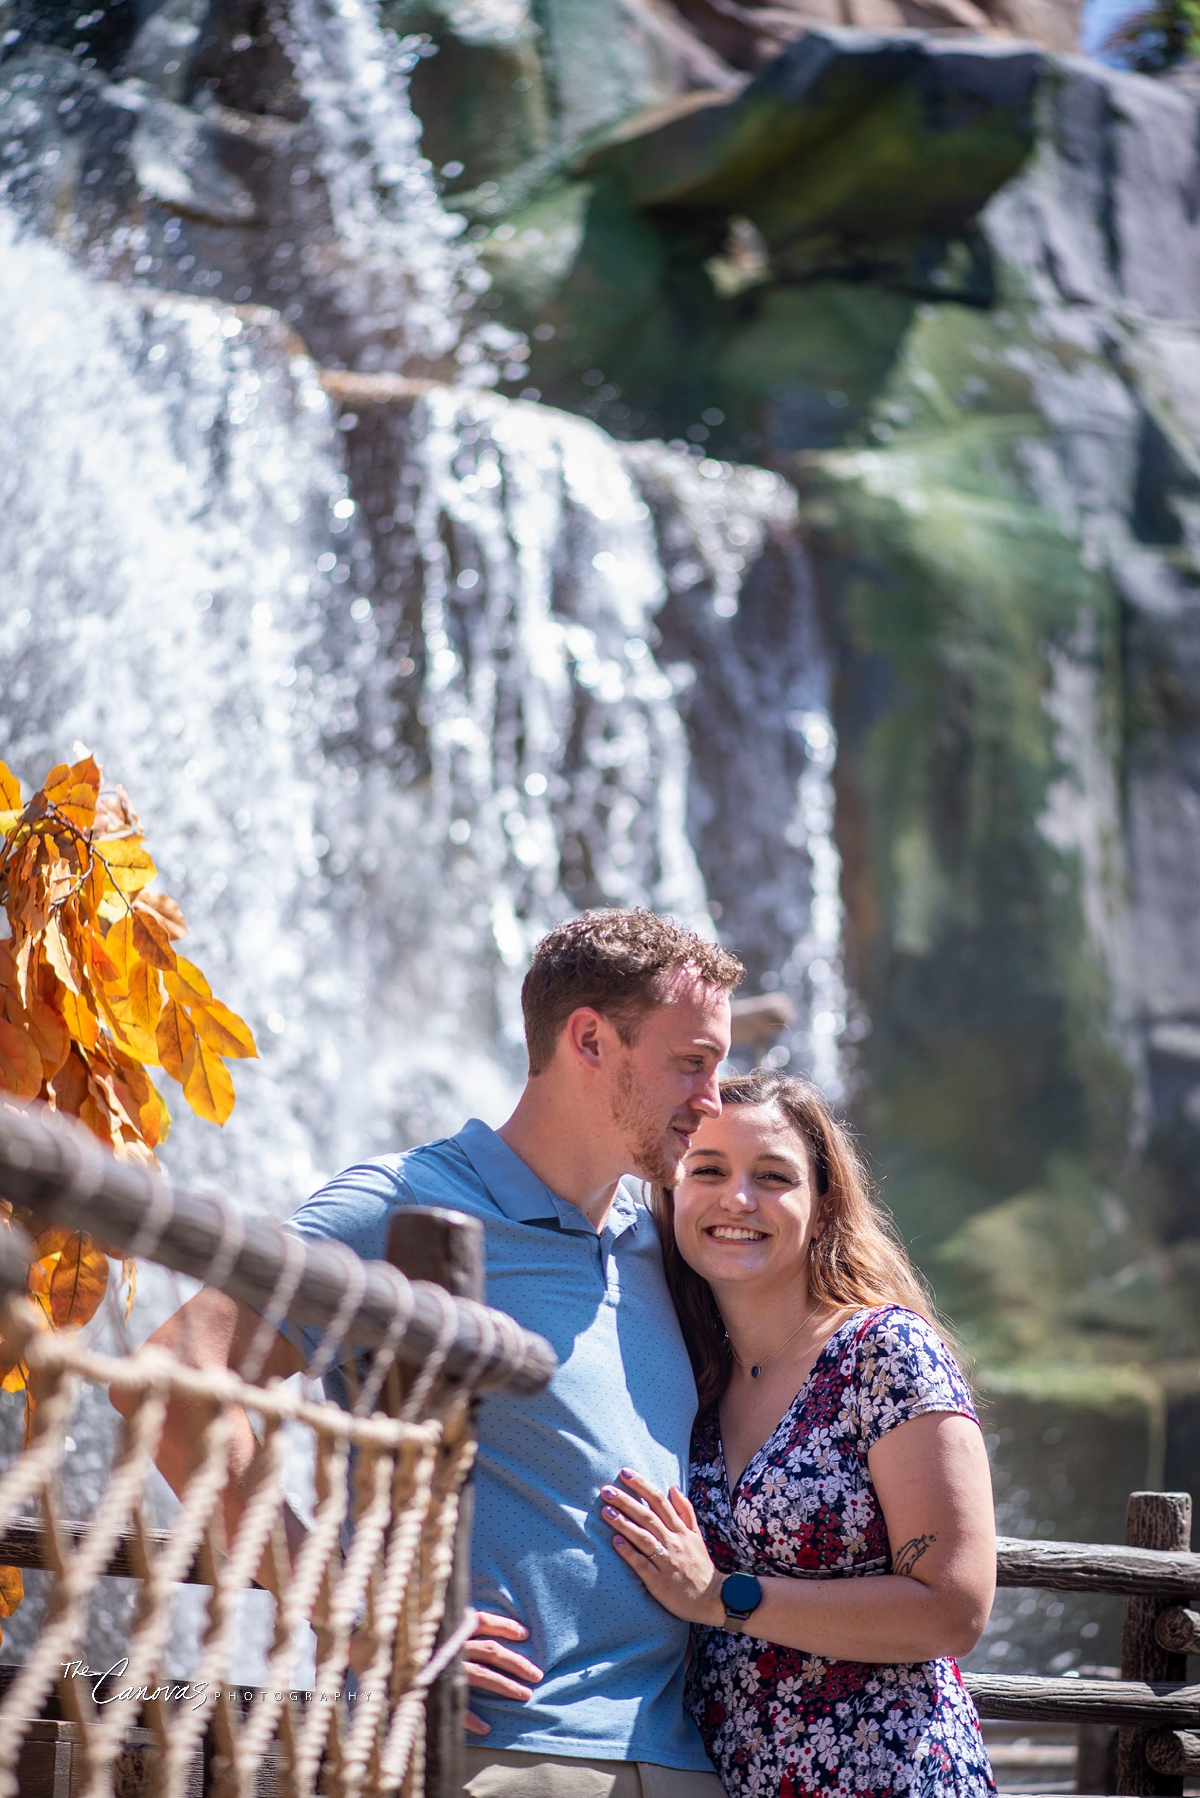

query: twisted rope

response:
[306,1241,369,1386]
[354,1265,416,1418]
[0,1190,496,1798]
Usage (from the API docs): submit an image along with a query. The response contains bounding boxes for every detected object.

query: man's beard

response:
[612,1056,688,1186]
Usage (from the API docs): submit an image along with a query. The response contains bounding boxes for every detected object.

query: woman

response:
[598,1070,997,1798]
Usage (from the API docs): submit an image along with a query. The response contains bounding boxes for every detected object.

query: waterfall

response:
[273,0,477,368]
[0,0,844,1675]
[0,216,842,1190]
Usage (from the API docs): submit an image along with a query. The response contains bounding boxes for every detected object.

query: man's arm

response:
[111,1286,307,1560]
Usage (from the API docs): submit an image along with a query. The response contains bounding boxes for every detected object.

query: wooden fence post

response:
[1116,1492,1193,1794]
[387,1208,485,1798]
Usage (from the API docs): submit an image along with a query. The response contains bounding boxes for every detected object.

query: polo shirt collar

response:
[456,1117,562,1223]
[456,1118,643,1239]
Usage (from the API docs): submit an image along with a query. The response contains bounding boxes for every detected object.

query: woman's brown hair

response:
[650,1069,951,1407]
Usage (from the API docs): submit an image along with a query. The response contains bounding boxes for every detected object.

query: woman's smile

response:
[705,1224,768,1241]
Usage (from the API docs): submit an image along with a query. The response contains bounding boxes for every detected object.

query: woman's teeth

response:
[707,1226,766,1241]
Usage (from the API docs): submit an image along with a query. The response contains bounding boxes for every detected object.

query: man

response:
[130,908,742,1796]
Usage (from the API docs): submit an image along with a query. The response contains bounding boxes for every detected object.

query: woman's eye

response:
[692,1163,725,1177]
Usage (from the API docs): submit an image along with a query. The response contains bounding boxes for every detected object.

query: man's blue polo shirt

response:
[283,1118,713,1771]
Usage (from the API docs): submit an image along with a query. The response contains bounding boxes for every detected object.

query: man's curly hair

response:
[522,908,743,1075]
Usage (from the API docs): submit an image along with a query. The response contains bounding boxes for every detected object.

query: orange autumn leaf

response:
[79,1092,118,1149]
[0,1561,23,1645]
[81,924,123,989]
[25,995,69,1080]
[120,1257,137,1321]
[135,892,187,941]
[156,998,196,1082]
[36,764,71,800]
[42,915,81,996]
[57,985,100,1054]
[192,1000,257,1060]
[28,1226,108,1330]
[87,1067,137,1139]
[82,844,108,915]
[182,1036,235,1126]
[0,1018,42,1098]
[112,1057,169,1151]
[99,838,157,900]
[101,915,135,988]
[0,1336,20,1389]
[163,954,211,1008]
[100,999,160,1068]
[46,1045,90,1116]
[0,762,21,812]
[124,961,164,1035]
[131,910,175,972]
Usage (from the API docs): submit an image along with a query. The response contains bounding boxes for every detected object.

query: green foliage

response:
[1103,0,1200,71]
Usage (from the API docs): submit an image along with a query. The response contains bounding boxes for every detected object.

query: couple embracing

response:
[148,908,998,1798]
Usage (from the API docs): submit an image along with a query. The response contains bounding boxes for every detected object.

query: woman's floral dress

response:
[685,1306,996,1798]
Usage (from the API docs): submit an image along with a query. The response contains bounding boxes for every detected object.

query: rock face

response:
[455,23,1200,1378]
[385,0,1081,178]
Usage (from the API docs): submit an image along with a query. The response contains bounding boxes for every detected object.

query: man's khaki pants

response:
[462,1747,725,1797]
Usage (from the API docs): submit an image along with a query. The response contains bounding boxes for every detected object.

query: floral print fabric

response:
[685,1306,996,1798]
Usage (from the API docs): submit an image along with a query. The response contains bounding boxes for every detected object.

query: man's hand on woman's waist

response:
[463,1611,544,1736]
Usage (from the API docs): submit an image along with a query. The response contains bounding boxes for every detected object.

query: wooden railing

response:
[967,1493,1200,1794]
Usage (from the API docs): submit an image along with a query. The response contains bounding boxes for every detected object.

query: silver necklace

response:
[728,1314,813,1379]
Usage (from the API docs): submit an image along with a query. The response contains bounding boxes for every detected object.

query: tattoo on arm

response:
[893,1533,937,1576]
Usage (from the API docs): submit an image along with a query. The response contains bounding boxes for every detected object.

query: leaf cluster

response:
[0,755,258,1638]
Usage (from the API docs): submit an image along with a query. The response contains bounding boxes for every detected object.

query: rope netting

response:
[0,1104,554,1798]
[0,1284,476,1798]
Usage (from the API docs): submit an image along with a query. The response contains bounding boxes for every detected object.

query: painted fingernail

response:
[620,1468,636,1479]
[601,1485,617,1498]
[613,1535,626,1547]
[603,1505,618,1519]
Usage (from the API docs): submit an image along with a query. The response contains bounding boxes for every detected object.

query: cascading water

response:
[0,0,844,1676]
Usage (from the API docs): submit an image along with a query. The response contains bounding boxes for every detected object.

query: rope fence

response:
[0,1103,556,1798]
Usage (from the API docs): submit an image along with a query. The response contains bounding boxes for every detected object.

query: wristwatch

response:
[720,1572,763,1632]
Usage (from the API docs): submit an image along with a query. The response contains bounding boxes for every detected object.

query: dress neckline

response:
[719,1306,873,1504]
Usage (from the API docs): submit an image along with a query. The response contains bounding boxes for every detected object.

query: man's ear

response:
[561,1005,609,1071]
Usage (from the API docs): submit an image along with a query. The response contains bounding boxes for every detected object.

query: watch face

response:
[721,1572,763,1614]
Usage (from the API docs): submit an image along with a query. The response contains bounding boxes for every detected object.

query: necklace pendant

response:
[751,1365,761,1378]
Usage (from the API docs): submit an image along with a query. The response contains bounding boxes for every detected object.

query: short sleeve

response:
[850,1307,977,1450]
[285,1158,409,1262]
[254,1157,410,1373]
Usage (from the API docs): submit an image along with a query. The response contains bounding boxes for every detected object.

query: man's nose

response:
[694,1066,722,1117]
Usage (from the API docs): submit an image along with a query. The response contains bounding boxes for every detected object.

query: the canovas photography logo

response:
[61,1660,375,1707]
